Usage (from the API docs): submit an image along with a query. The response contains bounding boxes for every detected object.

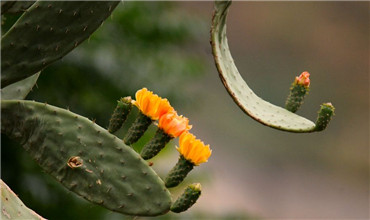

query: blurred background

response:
[1,1,368,219]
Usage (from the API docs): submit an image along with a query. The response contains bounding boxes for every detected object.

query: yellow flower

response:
[159,112,192,138]
[177,132,212,165]
[133,88,174,120]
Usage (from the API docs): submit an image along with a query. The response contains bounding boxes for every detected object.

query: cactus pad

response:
[1,100,172,216]
[1,179,46,220]
[1,1,119,88]
[1,72,40,100]
[211,0,334,133]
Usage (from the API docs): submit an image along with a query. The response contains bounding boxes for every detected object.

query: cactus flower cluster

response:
[121,88,211,187]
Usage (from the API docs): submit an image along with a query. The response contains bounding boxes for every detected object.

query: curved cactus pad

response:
[1,179,46,220]
[1,100,171,216]
[1,1,119,88]
[211,1,318,133]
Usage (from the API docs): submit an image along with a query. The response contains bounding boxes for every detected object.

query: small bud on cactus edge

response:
[285,71,310,113]
[314,102,335,131]
[170,183,202,213]
[108,96,132,133]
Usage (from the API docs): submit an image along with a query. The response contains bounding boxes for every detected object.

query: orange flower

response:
[295,71,310,87]
[133,88,174,120]
[177,132,212,166]
[159,112,192,138]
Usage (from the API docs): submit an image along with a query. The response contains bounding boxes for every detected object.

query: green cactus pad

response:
[1,179,46,220]
[211,0,333,133]
[1,72,40,100]
[1,1,35,14]
[165,156,194,188]
[1,1,119,88]
[170,183,202,213]
[285,83,309,113]
[108,97,132,133]
[1,100,171,216]
[314,103,335,131]
[140,128,173,160]
[124,111,153,145]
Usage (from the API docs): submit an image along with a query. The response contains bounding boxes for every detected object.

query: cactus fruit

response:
[165,155,195,188]
[124,111,153,145]
[285,72,310,113]
[1,1,119,88]
[170,183,202,213]
[211,0,334,133]
[141,112,191,160]
[108,97,132,133]
[165,132,211,188]
[1,179,46,220]
[1,72,40,100]
[1,100,172,216]
[140,128,173,160]
[124,88,174,145]
[314,102,335,131]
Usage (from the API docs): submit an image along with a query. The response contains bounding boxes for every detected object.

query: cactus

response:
[1,1,119,88]
[314,103,335,131]
[171,183,202,213]
[1,100,172,216]
[108,97,133,133]
[1,1,209,215]
[1,179,46,220]
[211,0,334,133]
[285,71,310,113]
[1,1,35,14]
[1,72,40,100]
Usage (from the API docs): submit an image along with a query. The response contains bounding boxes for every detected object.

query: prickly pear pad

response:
[1,1,119,88]
[211,1,317,132]
[1,100,171,216]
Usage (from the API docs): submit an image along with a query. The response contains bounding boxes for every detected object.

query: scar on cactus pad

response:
[211,0,334,133]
